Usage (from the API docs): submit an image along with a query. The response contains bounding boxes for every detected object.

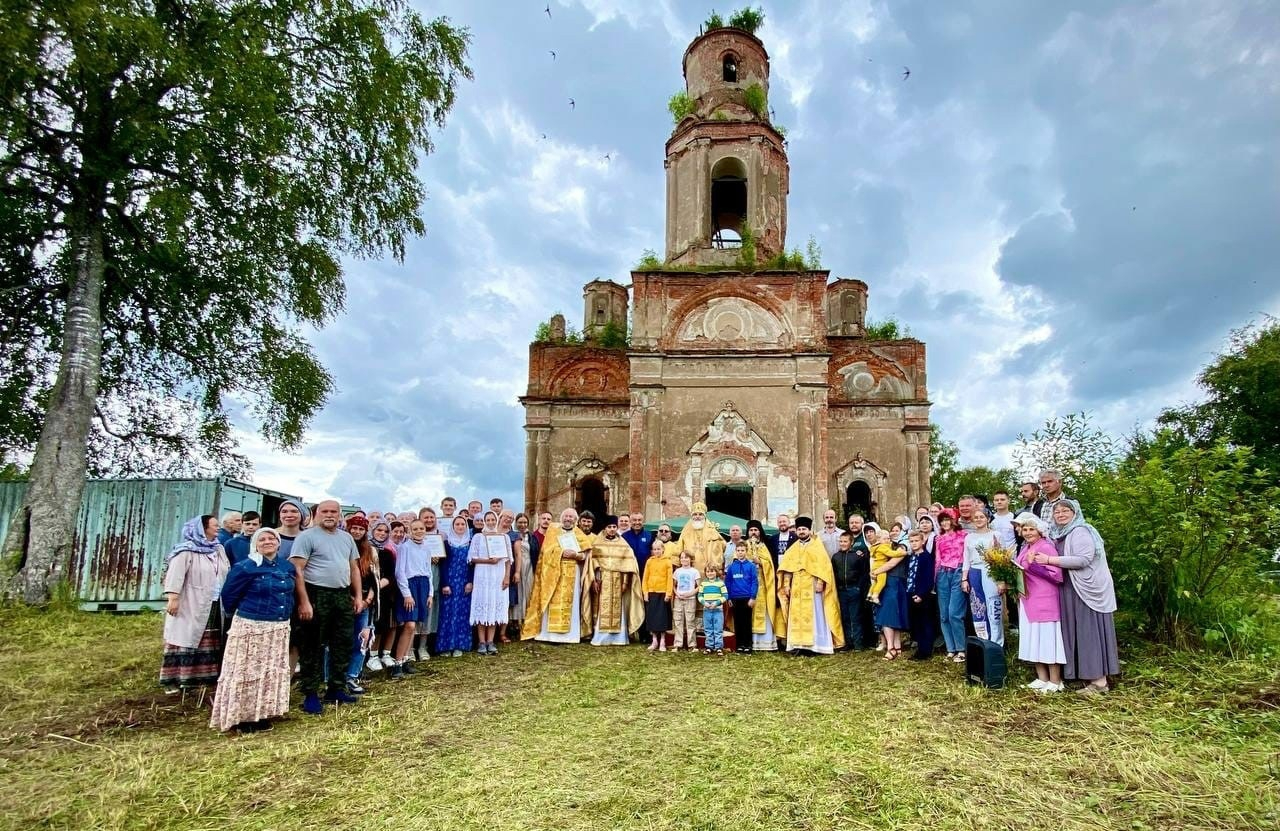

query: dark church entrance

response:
[574,477,608,532]
[705,483,752,520]
[844,480,872,523]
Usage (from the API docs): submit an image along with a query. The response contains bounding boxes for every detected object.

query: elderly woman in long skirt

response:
[210,528,296,733]
[161,515,230,695]
[1032,499,1120,695]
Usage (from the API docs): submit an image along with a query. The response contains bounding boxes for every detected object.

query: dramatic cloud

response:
[240,0,1280,508]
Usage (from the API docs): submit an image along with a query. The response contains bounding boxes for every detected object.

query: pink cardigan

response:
[1015,537,1063,622]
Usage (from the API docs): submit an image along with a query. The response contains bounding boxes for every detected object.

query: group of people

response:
[158,471,1119,735]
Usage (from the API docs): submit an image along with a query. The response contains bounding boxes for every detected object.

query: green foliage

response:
[712,109,729,121]
[805,235,823,269]
[533,320,553,343]
[668,91,696,124]
[765,249,806,270]
[0,0,472,475]
[635,249,663,270]
[743,83,767,118]
[596,320,629,349]
[1012,411,1118,502]
[735,225,757,270]
[773,123,787,138]
[1092,437,1280,654]
[704,10,725,30]
[864,317,911,339]
[564,325,584,345]
[727,7,766,34]
[1157,317,1280,487]
[928,424,1017,507]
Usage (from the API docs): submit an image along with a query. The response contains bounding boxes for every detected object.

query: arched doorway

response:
[574,477,608,532]
[705,483,752,520]
[844,481,872,523]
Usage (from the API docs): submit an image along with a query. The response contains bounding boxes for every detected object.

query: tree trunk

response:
[4,218,105,604]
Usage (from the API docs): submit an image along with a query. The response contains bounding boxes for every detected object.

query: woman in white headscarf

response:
[1031,500,1119,694]
[210,527,296,732]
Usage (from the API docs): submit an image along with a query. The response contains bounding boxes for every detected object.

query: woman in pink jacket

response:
[933,511,968,663]
[1014,512,1065,692]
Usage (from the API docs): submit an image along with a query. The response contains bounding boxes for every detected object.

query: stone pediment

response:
[687,403,773,456]
[832,346,912,402]
[672,295,790,349]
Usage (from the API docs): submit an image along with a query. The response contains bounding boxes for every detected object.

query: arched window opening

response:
[722,53,738,83]
[710,157,748,249]
[844,480,872,524]
[574,477,608,532]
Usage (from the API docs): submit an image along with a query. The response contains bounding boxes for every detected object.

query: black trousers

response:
[909,592,939,658]
[730,599,754,650]
[298,583,354,695]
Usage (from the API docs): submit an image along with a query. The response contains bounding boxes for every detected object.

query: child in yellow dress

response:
[866,523,894,605]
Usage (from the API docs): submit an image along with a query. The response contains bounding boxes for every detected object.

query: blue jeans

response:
[935,567,967,653]
[346,608,370,679]
[703,606,724,650]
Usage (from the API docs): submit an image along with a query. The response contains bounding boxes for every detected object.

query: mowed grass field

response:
[0,607,1277,831]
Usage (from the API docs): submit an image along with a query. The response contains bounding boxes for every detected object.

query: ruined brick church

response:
[521,26,930,524]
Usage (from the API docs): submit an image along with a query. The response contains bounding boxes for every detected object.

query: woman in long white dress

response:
[468,511,512,655]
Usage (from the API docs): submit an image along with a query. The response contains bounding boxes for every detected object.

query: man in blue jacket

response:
[724,540,760,654]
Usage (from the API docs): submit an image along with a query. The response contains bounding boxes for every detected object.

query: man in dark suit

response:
[767,512,798,567]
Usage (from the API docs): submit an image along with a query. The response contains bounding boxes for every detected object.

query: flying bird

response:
[603,153,611,162]
[569,98,575,109]
[545,4,551,18]
[541,133,547,139]
[902,66,910,80]
[549,50,556,60]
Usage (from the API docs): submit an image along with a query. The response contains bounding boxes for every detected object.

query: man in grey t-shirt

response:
[290,500,364,711]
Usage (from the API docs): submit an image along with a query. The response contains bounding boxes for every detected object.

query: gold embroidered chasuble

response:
[746,539,782,635]
[520,526,595,640]
[777,537,845,649]
[590,535,644,634]
[671,523,725,574]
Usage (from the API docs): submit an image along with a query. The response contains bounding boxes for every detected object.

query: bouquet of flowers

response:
[979,543,1024,599]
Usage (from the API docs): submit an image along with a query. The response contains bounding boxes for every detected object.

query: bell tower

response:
[664,27,790,267]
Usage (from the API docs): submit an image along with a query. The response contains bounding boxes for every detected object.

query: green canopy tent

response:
[642,511,778,539]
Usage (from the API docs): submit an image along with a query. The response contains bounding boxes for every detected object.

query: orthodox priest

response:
[671,502,725,574]
[521,508,594,643]
[745,520,781,651]
[588,516,644,646]
[777,516,844,655]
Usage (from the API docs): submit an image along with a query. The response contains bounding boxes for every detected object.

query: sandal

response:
[883,648,901,661]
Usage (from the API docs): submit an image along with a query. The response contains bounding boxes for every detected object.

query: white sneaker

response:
[366,654,384,672]
[1037,682,1065,694]
[874,643,886,652]
[451,650,463,658]
[1025,679,1047,690]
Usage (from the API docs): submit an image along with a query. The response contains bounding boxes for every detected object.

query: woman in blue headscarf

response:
[1031,499,1119,695]
[160,515,230,694]
[434,514,475,656]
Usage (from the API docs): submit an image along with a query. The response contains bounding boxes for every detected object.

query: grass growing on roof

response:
[0,606,1277,830]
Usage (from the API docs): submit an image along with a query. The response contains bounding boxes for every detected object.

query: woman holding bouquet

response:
[1013,513,1065,692]
[961,509,1005,645]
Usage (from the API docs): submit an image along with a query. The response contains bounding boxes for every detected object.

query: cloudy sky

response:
[234,0,1280,511]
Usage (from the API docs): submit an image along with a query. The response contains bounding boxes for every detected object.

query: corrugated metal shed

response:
[0,477,301,611]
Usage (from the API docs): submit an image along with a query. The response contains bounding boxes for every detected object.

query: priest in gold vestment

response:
[745,520,782,651]
[588,516,644,646]
[521,508,595,642]
[670,502,725,574]
[777,516,844,654]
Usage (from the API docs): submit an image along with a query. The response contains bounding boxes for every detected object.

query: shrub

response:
[766,249,806,270]
[743,83,767,118]
[735,225,756,269]
[596,319,629,349]
[635,249,662,270]
[533,320,553,343]
[668,91,695,124]
[727,7,765,34]
[1092,438,1280,655]
[864,317,910,339]
[805,235,822,269]
[704,10,724,30]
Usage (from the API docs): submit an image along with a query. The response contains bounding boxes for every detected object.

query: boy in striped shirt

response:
[697,564,728,655]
